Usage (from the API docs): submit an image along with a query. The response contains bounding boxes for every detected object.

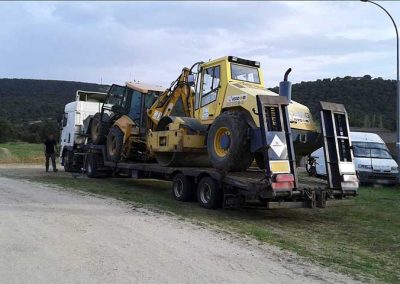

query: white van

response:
[311,132,398,185]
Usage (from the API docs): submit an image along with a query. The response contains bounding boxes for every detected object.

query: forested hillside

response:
[0,76,397,143]
[270,75,397,131]
[0,79,108,143]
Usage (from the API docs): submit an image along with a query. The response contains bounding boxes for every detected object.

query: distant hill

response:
[0,79,108,143]
[270,75,397,131]
[0,76,397,143]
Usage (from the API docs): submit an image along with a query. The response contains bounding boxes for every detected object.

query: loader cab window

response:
[128,90,143,125]
[231,63,260,84]
[105,85,127,110]
[200,65,220,107]
[141,91,159,128]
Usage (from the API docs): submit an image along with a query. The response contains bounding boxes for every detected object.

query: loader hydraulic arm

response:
[146,67,195,130]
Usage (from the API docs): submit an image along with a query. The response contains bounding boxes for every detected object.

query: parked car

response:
[310,132,398,185]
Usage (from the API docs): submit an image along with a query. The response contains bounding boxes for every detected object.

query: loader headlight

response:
[358,164,372,170]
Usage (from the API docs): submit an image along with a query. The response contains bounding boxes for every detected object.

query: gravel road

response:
[0,173,358,283]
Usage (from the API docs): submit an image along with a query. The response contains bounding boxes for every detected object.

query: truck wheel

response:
[207,111,253,172]
[197,177,222,209]
[91,113,110,145]
[63,150,74,172]
[172,173,195,202]
[107,126,124,162]
[86,154,99,178]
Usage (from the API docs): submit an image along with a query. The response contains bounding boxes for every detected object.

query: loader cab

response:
[103,83,163,130]
[194,56,265,124]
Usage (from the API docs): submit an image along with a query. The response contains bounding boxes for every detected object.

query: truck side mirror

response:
[188,75,195,87]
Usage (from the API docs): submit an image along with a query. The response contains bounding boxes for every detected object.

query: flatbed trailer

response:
[65,99,359,210]
[81,143,355,210]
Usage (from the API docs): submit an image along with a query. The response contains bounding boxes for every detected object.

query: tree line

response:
[0,75,396,143]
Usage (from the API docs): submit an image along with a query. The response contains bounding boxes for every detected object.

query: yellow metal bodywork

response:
[147,127,205,154]
[146,56,316,134]
[113,115,138,143]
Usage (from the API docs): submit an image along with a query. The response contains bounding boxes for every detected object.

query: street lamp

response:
[360,0,400,176]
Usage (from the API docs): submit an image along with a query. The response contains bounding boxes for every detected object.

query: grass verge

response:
[4,170,400,283]
[0,143,44,163]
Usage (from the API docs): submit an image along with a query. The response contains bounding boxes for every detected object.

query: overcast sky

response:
[0,1,399,88]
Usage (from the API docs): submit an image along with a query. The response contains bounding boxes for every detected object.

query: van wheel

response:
[63,150,74,172]
[197,177,222,209]
[86,154,99,178]
[172,173,195,202]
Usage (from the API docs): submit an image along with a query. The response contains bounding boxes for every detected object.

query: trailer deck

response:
[96,157,343,209]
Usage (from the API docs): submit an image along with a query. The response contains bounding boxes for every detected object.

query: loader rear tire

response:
[91,113,110,145]
[106,126,124,162]
[207,111,253,172]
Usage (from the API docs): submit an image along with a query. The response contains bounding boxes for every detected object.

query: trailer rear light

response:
[272,174,295,190]
[274,173,294,183]
[271,181,294,190]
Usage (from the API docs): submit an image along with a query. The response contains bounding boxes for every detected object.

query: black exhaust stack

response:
[279,68,292,102]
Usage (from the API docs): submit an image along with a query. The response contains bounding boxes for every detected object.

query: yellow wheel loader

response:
[146,56,319,172]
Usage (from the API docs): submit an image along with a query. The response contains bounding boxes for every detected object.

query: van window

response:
[352,142,392,159]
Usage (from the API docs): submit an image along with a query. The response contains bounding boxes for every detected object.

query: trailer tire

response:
[107,126,124,162]
[172,173,195,202]
[63,150,74,172]
[197,177,222,209]
[91,113,110,145]
[207,111,253,172]
[86,154,99,178]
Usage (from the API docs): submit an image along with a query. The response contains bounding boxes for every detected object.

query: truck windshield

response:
[231,63,260,84]
[352,142,392,159]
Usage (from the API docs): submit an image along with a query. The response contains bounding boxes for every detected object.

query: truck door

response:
[196,65,221,123]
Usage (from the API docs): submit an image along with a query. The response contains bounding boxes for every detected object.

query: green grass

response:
[16,173,399,283]
[0,142,44,163]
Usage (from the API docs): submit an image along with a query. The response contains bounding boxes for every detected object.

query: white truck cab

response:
[312,132,398,185]
[60,90,107,170]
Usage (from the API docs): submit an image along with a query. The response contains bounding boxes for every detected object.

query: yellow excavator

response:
[93,56,320,175]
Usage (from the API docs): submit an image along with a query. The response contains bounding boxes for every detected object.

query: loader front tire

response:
[91,113,110,145]
[106,126,124,163]
[207,111,253,172]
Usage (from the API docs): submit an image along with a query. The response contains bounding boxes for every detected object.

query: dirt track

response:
[0,167,358,283]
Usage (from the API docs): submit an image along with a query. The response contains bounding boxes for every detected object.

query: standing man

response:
[44,134,58,172]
